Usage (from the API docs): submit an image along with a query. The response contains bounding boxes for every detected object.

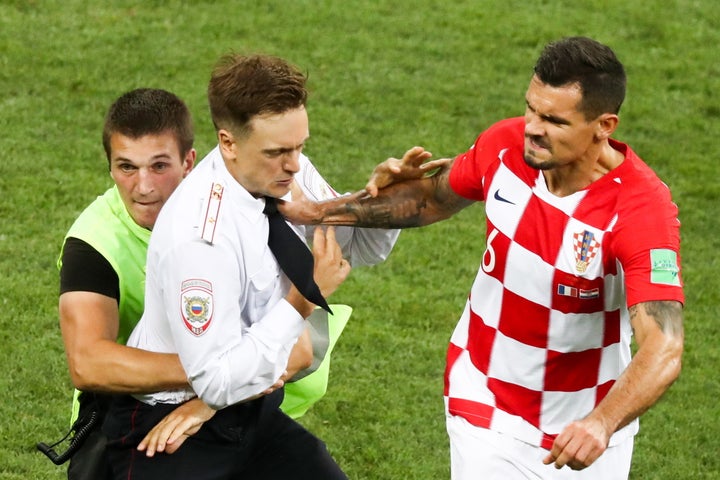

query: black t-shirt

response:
[59,237,120,302]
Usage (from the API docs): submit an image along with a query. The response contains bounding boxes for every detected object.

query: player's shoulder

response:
[610,145,679,229]
[482,117,525,139]
[618,146,674,203]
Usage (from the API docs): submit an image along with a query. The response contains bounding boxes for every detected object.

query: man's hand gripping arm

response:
[279,147,471,229]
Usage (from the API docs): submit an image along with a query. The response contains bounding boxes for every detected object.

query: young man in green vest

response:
[57,88,199,479]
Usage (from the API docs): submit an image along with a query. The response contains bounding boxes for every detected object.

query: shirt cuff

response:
[248,298,305,347]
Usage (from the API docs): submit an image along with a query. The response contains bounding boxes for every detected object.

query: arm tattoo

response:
[322,164,470,229]
[629,301,684,338]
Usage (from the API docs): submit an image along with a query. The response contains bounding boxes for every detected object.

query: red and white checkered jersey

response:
[444,117,683,449]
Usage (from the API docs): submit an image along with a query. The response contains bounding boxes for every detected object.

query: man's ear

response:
[594,113,619,142]
[218,129,235,158]
[182,148,197,177]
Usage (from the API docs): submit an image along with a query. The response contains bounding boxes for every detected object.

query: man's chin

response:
[523,153,554,171]
[130,210,158,230]
[268,186,292,200]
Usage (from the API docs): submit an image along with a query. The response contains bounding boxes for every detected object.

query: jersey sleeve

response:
[611,177,684,307]
[59,237,120,301]
[448,118,522,201]
[449,140,488,201]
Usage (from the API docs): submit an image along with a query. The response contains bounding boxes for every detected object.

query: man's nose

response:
[136,169,155,194]
[283,151,301,173]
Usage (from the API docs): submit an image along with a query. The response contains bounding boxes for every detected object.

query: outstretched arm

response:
[280,157,472,229]
[544,300,684,470]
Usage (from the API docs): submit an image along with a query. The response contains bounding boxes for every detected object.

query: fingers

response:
[262,377,285,395]
[401,146,433,166]
[313,225,341,260]
[419,157,452,171]
[312,225,328,258]
[365,147,434,196]
[312,226,350,298]
[138,416,181,457]
[137,399,216,457]
[288,179,305,201]
[365,182,380,198]
[542,421,607,471]
[344,189,371,202]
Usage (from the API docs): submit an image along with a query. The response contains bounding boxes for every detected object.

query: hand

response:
[277,189,367,226]
[366,146,449,197]
[137,398,216,457]
[285,327,313,379]
[543,416,611,470]
[311,226,351,298]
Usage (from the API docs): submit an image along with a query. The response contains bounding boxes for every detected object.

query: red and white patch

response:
[180,279,214,336]
[572,230,600,273]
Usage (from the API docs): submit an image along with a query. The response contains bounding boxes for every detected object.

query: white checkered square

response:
[487,332,546,391]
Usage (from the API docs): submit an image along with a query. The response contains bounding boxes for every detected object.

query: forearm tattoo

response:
[325,189,429,228]
[322,166,467,229]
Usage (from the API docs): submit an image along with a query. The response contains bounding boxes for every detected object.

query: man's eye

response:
[119,164,135,172]
[153,163,168,171]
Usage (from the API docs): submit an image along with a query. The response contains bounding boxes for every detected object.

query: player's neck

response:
[543,143,624,197]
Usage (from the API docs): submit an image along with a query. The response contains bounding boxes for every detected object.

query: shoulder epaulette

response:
[201,183,224,244]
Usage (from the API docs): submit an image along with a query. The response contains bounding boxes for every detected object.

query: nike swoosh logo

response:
[493,189,515,205]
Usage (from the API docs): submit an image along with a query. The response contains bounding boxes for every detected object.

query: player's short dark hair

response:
[533,36,626,120]
[102,88,194,164]
[207,53,308,138]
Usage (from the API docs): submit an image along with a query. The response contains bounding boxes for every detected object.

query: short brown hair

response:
[207,54,308,137]
[533,36,626,120]
[102,88,194,164]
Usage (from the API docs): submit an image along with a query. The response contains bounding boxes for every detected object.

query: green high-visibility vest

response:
[282,305,351,419]
[59,186,150,424]
[60,185,150,344]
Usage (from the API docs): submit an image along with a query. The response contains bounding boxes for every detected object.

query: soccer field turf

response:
[1,1,718,478]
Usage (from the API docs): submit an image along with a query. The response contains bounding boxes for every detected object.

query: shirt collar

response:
[207,146,266,223]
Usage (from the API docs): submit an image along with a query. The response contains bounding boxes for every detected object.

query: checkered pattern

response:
[444,118,683,449]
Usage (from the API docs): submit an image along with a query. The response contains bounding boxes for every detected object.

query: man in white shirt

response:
[103,54,356,479]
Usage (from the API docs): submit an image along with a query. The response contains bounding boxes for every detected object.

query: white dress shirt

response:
[129,148,398,409]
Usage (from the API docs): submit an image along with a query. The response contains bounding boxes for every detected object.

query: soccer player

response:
[280,36,684,479]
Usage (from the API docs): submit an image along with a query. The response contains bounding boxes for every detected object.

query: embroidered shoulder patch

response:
[650,249,681,286]
[181,278,214,336]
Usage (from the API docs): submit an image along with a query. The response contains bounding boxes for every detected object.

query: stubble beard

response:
[523,136,556,170]
[523,150,557,171]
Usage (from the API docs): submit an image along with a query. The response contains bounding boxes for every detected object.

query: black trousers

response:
[103,390,347,480]
[67,392,113,480]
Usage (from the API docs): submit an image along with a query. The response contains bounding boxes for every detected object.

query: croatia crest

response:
[573,230,601,273]
[180,279,214,336]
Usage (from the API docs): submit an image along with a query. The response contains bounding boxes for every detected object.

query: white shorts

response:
[446,415,633,480]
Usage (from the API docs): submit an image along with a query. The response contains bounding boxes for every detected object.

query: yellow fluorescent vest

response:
[60,186,150,345]
[60,185,346,420]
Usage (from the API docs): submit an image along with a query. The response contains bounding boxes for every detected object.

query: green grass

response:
[1,0,719,478]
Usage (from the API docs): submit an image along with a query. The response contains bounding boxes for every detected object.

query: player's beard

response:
[524,136,557,170]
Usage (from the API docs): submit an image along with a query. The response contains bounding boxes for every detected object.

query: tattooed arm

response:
[279,158,474,229]
[544,300,684,470]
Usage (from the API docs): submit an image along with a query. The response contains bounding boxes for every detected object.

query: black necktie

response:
[263,197,331,313]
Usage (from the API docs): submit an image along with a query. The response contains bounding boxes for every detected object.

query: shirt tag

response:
[201,183,224,244]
